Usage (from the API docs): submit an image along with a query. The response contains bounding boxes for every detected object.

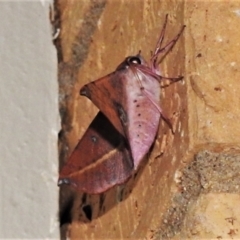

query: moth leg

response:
[160,75,183,89]
[160,111,174,133]
[160,75,183,82]
[135,64,183,84]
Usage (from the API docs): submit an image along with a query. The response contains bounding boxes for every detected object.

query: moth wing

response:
[124,66,161,169]
[80,65,161,170]
[80,72,126,137]
[58,112,133,194]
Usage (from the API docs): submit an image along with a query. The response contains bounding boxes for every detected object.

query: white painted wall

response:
[0,1,60,239]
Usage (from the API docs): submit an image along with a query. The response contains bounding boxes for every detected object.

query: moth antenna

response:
[151,14,168,67]
[151,15,185,70]
[157,25,185,58]
[153,14,168,55]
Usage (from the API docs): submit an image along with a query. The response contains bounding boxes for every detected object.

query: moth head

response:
[116,53,146,71]
[126,56,142,65]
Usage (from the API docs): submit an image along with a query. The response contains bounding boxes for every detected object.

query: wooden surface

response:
[56,0,240,239]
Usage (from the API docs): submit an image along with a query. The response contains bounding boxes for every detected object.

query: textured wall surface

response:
[57,0,240,239]
[0,1,59,239]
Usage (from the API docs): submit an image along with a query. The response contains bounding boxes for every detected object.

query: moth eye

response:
[128,56,141,65]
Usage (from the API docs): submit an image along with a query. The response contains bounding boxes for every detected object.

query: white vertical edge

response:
[0,0,60,239]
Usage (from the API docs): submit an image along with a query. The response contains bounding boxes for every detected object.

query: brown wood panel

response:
[55,0,240,239]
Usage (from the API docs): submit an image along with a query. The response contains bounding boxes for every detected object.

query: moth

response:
[58,15,185,194]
